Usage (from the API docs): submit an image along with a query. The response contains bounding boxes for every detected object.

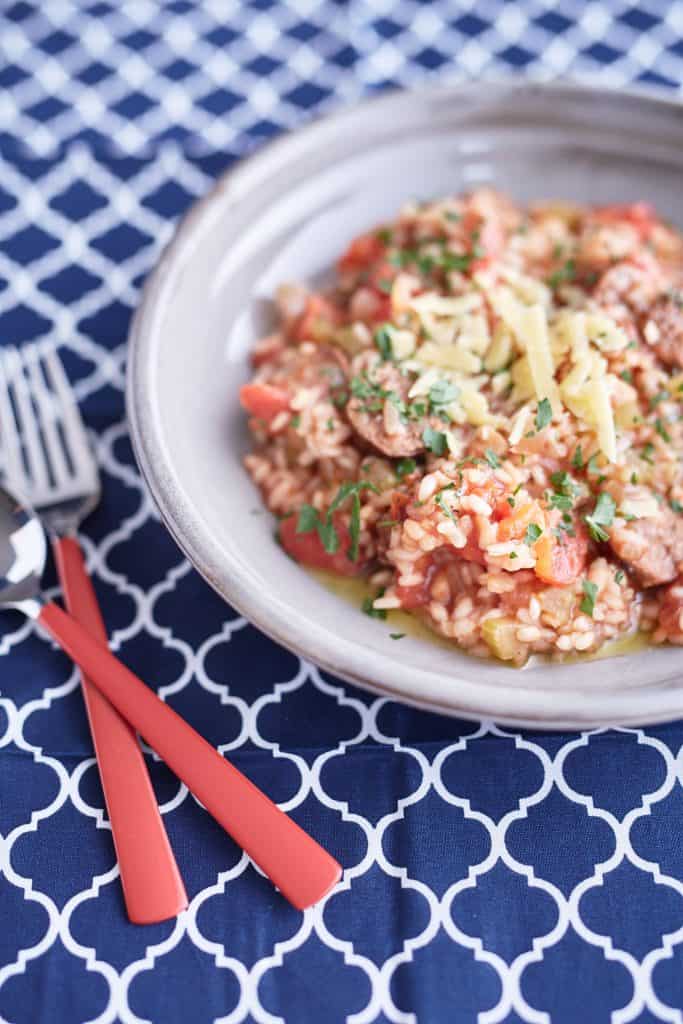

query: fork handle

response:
[39,596,342,911]
[53,536,188,924]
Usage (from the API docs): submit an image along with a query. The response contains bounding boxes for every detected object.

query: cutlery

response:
[0,344,187,924]
[0,481,342,909]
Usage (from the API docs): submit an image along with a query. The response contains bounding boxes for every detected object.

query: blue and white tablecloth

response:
[1,3,683,1022]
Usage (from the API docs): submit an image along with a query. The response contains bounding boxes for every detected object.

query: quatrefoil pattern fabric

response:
[1,3,683,1022]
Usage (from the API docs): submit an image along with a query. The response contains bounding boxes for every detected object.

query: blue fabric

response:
[1,2,683,1022]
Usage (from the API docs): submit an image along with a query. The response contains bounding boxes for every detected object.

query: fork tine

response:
[3,347,51,493]
[23,346,72,488]
[42,348,96,485]
[0,347,28,490]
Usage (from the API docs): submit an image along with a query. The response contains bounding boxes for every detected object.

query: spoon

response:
[0,485,341,910]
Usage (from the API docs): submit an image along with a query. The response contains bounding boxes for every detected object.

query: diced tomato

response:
[365,289,392,323]
[292,295,343,343]
[497,502,543,543]
[278,514,364,577]
[462,209,505,271]
[534,525,588,586]
[239,383,290,421]
[459,533,487,566]
[592,202,656,239]
[251,333,285,367]
[338,232,386,275]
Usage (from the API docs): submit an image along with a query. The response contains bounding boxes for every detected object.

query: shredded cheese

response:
[517,305,560,409]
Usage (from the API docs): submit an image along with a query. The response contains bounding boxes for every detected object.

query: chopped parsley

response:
[445,210,461,222]
[650,390,668,408]
[615,569,625,584]
[630,472,638,485]
[549,492,573,512]
[435,487,457,522]
[535,398,553,431]
[655,418,672,443]
[550,471,580,498]
[374,324,395,361]
[572,445,584,470]
[429,379,459,409]
[580,580,598,617]
[587,452,603,476]
[524,523,543,545]
[297,480,379,561]
[484,448,501,469]
[362,593,387,620]
[584,491,616,543]
[377,278,393,294]
[422,426,448,456]
[290,414,301,428]
[389,632,406,640]
[331,389,348,408]
[671,499,683,514]
[376,228,393,244]
[640,442,655,465]
[547,258,576,289]
[395,457,417,479]
[620,370,633,384]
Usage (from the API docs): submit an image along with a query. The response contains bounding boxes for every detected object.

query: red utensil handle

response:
[53,537,187,925]
[39,599,342,911]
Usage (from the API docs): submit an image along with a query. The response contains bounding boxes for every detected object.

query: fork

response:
[0,343,187,924]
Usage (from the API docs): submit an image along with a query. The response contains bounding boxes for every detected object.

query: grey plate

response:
[127,80,683,728]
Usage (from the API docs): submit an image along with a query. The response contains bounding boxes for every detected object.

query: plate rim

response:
[127,78,683,728]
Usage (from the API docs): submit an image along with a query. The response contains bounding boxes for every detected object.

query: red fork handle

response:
[39,598,342,910]
[53,537,187,924]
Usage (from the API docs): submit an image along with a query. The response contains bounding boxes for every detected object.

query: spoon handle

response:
[38,600,341,911]
[53,536,188,924]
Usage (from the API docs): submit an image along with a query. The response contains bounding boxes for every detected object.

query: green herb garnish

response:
[655,418,672,443]
[584,491,616,543]
[524,523,543,545]
[535,398,552,431]
[422,426,448,456]
[374,324,395,361]
[297,480,379,561]
[580,580,598,617]
[429,379,459,409]
[547,259,576,289]
[396,457,417,479]
[484,448,501,469]
[362,593,387,620]
[572,445,584,470]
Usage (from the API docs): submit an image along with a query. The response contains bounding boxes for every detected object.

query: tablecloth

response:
[1,3,683,1022]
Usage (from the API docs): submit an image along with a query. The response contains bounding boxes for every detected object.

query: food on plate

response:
[240,189,683,664]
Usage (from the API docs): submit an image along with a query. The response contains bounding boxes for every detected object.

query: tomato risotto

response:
[241,190,683,664]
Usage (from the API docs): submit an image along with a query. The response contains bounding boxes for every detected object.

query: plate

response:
[127,80,683,728]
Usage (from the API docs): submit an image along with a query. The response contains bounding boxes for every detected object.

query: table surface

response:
[1,3,683,1022]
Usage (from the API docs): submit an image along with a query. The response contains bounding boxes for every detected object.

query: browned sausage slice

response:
[346,353,427,457]
[642,293,683,369]
[609,507,683,587]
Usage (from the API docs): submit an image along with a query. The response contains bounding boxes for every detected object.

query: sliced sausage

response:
[609,507,683,587]
[641,293,683,369]
[346,352,426,458]
[659,579,683,644]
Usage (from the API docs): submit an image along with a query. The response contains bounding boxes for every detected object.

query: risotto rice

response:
[240,190,683,664]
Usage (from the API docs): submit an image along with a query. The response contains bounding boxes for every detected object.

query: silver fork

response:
[0,343,187,924]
